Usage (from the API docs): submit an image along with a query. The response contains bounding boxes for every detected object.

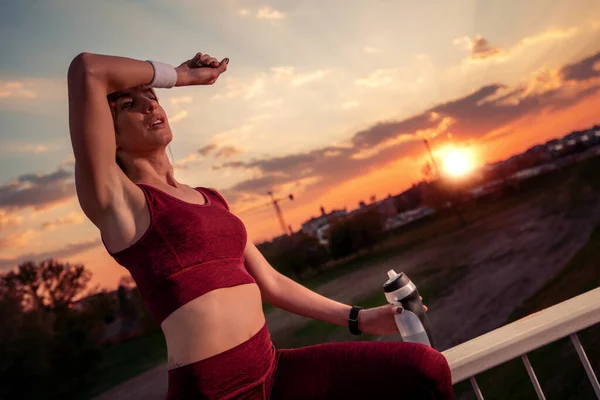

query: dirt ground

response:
[93,178,600,400]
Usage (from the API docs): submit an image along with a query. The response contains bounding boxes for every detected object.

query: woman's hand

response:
[357,297,428,336]
[175,52,229,87]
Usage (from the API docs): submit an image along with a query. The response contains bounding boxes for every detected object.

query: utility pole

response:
[268,191,294,236]
[423,138,441,178]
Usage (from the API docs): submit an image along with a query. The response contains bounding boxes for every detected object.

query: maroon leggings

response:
[166,323,453,399]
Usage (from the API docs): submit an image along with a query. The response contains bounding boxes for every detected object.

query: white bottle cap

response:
[387,269,398,280]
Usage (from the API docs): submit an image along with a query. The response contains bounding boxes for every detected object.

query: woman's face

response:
[111,87,173,154]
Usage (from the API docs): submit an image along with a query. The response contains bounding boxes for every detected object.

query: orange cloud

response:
[257,6,285,20]
[0,229,38,251]
[169,110,188,123]
[213,50,600,218]
[173,152,203,170]
[454,27,581,64]
[0,81,36,99]
[0,143,55,154]
[341,100,360,110]
[238,6,285,20]
[211,76,266,101]
[41,211,85,230]
[271,66,331,87]
[0,210,23,230]
[356,69,398,88]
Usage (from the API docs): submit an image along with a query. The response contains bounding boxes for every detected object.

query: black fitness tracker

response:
[348,305,363,335]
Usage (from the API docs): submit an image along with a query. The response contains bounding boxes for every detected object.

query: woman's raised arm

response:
[66,52,229,225]
[67,53,155,224]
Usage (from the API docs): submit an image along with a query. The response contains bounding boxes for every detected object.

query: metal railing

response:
[442,287,600,399]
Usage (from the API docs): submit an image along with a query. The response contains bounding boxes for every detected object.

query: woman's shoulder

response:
[200,187,230,210]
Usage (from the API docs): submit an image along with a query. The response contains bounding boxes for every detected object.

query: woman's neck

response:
[123,152,177,188]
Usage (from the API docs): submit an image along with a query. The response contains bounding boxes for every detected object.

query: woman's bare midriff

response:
[160,282,266,369]
[101,182,266,369]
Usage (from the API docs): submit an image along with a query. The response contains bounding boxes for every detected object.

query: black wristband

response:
[348,306,363,335]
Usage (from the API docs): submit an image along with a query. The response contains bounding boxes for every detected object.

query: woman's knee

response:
[410,346,453,398]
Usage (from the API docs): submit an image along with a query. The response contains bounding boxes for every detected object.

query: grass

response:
[80,330,167,399]
[283,263,471,349]
[453,222,600,400]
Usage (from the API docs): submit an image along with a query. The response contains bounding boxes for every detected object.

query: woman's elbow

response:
[67,52,98,84]
[257,273,281,303]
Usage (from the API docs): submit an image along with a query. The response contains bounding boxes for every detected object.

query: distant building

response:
[509,163,557,181]
[384,207,434,231]
[292,125,600,247]
[301,206,347,237]
[347,194,397,219]
[393,183,424,212]
[315,224,331,246]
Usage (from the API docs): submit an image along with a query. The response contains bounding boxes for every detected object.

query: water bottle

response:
[383,269,435,348]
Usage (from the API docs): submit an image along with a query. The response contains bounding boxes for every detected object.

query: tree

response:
[3,259,92,312]
[329,210,384,258]
[85,289,118,324]
[289,233,330,277]
[0,260,100,398]
[352,209,384,250]
[118,274,136,289]
[329,219,356,259]
[258,233,330,279]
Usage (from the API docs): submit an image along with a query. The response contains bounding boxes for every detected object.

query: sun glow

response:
[437,146,477,177]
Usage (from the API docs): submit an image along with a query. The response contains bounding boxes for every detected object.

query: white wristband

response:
[146,60,177,88]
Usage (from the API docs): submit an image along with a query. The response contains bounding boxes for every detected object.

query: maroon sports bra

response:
[101,184,256,324]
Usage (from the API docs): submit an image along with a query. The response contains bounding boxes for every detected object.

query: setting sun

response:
[437,146,476,177]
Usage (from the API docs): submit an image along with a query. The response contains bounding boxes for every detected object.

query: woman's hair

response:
[107,87,174,175]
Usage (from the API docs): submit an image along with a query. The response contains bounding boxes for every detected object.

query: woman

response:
[67,51,453,399]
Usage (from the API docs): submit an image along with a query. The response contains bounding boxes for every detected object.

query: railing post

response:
[469,376,484,400]
[521,354,546,400]
[570,333,600,399]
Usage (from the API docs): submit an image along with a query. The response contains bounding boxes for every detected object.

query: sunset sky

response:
[2,0,600,290]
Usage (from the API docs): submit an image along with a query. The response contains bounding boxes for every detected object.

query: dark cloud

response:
[196,144,244,161]
[214,145,243,159]
[17,168,71,184]
[351,115,436,149]
[220,137,422,197]
[247,153,319,173]
[456,34,503,60]
[230,175,284,193]
[560,51,600,82]
[212,160,247,171]
[0,238,101,272]
[0,167,75,211]
[215,50,600,205]
[430,84,525,139]
[470,35,503,60]
[198,144,218,156]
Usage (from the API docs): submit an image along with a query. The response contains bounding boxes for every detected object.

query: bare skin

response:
[68,52,266,368]
[67,51,429,371]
